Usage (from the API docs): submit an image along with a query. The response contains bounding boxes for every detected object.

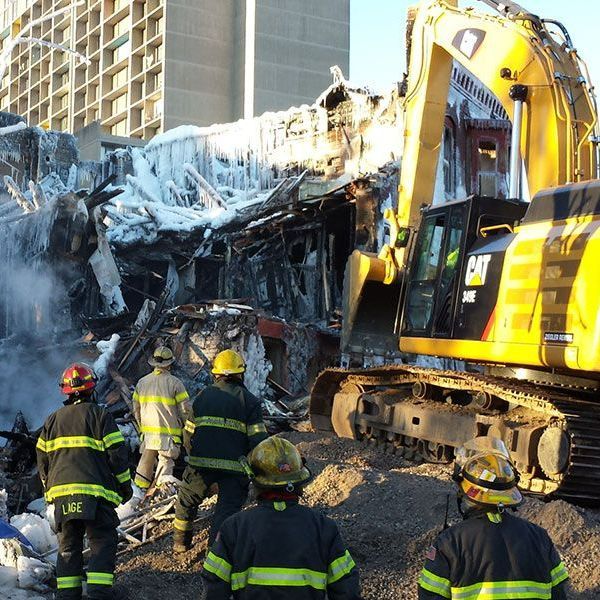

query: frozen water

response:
[243,334,272,400]
[118,422,140,453]
[93,333,120,378]
[9,515,56,555]
[16,556,53,590]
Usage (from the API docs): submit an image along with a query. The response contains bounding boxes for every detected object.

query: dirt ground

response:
[114,430,600,599]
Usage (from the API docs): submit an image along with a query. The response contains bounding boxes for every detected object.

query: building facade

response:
[0,0,349,139]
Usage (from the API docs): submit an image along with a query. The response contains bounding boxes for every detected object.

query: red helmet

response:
[59,363,97,396]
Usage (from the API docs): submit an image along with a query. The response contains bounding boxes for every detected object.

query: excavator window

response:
[405,214,446,331]
[404,205,466,336]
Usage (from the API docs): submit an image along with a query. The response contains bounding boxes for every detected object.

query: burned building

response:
[0,65,511,430]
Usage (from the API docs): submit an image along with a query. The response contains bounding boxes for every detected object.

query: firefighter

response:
[201,436,361,599]
[173,349,268,552]
[132,346,191,491]
[36,363,132,600]
[418,437,569,600]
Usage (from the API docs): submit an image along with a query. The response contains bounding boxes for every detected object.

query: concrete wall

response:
[164,0,235,129]
[75,121,146,162]
[164,0,350,129]
[253,0,350,115]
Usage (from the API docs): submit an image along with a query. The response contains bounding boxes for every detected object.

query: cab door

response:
[403,204,466,337]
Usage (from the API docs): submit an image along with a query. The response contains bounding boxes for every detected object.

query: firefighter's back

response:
[436,512,567,598]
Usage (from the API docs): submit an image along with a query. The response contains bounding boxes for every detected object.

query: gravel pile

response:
[114,430,600,599]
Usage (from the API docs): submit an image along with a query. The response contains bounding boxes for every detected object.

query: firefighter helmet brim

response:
[59,363,97,395]
[457,451,523,508]
[212,349,246,375]
[249,437,312,489]
[149,346,175,367]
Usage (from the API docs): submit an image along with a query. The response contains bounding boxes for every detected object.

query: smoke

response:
[0,338,78,431]
[0,204,80,431]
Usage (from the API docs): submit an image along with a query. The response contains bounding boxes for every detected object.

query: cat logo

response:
[465,254,491,287]
[452,29,486,59]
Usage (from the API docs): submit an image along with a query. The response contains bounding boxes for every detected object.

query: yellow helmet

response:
[457,451,522,509]
[212,349,245,375]
[248,437,312,490]
[149,346,175,367]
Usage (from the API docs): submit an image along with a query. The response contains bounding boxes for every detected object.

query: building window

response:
[113,16,130,39]
[443,120,456,198]
[111,119,127,136]
[112,66,128,88]
[111,92,128,114]
[112,39,131,64]
[478,139,498,196]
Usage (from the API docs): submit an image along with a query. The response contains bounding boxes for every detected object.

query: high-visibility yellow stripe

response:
[184,420,196,433]
[551,562,569,586]
[327,550,356,584]
[247,422,267,436]
[175,391,189,403]
[87,572,114,586]
[134,395,178,406]
[486,512,502,523]
[203,551,232,583]
[230,566,327,590]
[173,518,192,531]
[45,483,122,506]
[451,579,553,599]
[116,469,130,483]
[36,436,105,453]
[134,475,151,489]
[274,501,286,511]
[103,430,125,448]
[194,415,246,433]
[418,568,451,599]
[140,425,182,436]
[187,456,244,472]
[57,576,83,589]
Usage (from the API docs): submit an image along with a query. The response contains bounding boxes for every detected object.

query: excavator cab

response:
[403,196,528,340]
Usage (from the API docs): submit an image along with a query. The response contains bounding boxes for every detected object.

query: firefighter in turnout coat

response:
[132,346,191,490]
[36,363,132,600]
[173,349,268,551]
[418,437,569,600]
[201,436,361,599]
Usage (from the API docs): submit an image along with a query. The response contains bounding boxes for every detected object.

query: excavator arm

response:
[343,0,598,357]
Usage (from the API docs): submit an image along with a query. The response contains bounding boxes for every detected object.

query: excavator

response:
[310,0,600,503]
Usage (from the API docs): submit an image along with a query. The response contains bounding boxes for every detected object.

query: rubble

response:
[106,430,600,600]
[0,61,539,598]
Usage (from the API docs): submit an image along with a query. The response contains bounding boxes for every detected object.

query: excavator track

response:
[310,365,600,504]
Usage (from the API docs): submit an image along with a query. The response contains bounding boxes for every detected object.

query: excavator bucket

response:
[341,249,403,357]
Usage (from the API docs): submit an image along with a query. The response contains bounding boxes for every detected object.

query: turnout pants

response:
[56,502,119,600]
[134,446,180,489]
[174,466,249,549]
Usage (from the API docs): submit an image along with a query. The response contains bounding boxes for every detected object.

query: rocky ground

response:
[112,430,600,599]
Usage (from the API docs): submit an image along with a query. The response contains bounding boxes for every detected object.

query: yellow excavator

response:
[310,0,600,503]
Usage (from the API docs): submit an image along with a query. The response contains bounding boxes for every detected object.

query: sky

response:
[350,0,600,92]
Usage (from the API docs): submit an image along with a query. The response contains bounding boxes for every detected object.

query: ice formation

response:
[9,514,56,556]
[93,333,121,378]
[243,333,272,400]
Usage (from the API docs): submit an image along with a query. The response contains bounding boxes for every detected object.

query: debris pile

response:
[105,431,600,600]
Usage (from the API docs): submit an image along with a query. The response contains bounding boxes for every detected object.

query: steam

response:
[0,203,78,430]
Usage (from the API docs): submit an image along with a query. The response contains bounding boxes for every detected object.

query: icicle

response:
[28,180,47,209]
[184,163,226,209]
[165,180,186,207]
[4,176,34,212]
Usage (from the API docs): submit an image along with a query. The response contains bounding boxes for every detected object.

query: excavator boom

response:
[311,0,600,504]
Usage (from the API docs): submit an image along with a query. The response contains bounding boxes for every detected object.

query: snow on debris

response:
[93,333,121,378]
[9,514,56,556]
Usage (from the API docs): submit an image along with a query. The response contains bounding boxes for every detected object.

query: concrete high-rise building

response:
[0,0,349,142]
